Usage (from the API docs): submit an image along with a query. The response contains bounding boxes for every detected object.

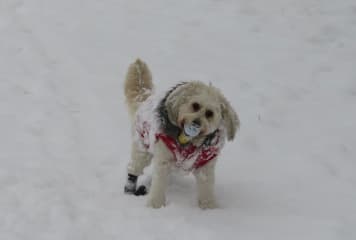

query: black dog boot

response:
[124,174,138,194]
[134,185,148,196]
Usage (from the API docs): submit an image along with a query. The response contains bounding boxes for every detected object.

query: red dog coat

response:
[134,97,225,171]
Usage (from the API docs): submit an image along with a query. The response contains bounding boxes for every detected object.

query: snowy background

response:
[1,0,356,239]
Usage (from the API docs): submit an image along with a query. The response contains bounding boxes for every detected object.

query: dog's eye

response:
[192,102,201,112]
[205,110,214,118]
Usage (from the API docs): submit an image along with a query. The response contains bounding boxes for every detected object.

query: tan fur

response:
[219,93,240,141]
[165,81,240,144]
[124,59,239,209]
[124,59,153,118]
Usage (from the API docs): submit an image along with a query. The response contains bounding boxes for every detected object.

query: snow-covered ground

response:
[1,0,356,239]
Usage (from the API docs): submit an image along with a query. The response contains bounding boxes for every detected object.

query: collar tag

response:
[178,133,191,145]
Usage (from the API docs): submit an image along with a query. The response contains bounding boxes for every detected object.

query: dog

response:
[123,59,239,209]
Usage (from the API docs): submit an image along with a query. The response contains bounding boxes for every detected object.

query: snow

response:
[1,0,356,239]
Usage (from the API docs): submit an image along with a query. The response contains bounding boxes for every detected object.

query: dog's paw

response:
[124,181,136,195]
[147,196,166,209]
[198,198,217,209]
[134,185,148,196]
[124,174,137,194]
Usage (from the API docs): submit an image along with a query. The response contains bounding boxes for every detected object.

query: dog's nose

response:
[192,119,201,127]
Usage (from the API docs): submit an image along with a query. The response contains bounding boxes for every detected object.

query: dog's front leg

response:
[194,159,217,209]
[147,140,172,208]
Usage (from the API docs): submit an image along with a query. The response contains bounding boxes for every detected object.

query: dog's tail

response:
[124,59,153,117]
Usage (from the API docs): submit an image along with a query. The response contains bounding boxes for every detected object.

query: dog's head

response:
[163,81,239,143]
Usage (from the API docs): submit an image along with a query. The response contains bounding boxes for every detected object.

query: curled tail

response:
[124,59,154,117]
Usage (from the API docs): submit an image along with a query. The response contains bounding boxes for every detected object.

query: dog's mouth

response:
[178,119,207,138]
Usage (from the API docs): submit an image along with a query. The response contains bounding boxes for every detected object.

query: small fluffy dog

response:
[124,59,239,209]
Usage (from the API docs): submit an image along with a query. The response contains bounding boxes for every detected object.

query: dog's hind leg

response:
[147,140,173,208]
[125,141,152,194]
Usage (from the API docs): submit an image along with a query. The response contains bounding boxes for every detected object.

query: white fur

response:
[146,140,173,208]
[194,159,217,209]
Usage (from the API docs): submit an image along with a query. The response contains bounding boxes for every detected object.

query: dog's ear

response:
[165,83,197,125]
[220,96,240,141]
